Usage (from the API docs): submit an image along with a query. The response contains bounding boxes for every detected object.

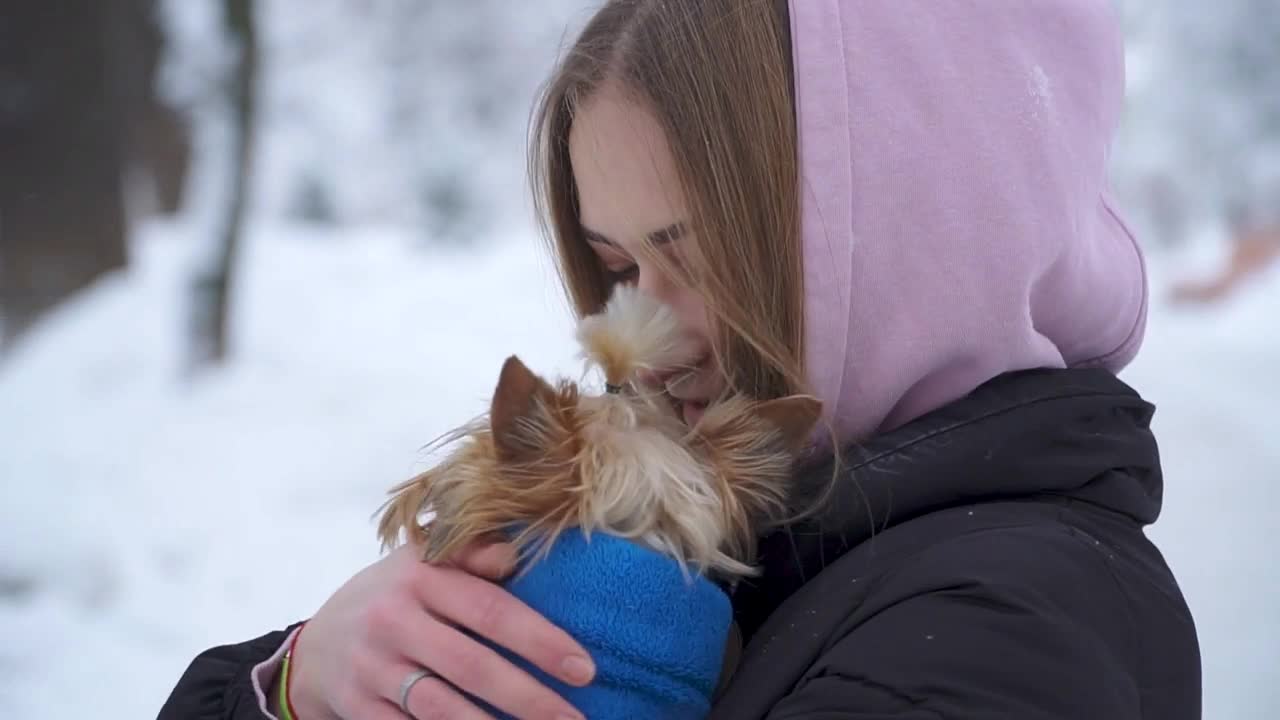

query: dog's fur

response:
[376,286,821,581]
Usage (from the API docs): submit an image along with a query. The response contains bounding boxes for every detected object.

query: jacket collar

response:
[732,368,1161,638]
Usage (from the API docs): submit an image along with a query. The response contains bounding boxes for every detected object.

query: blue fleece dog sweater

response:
[478,530,732,719]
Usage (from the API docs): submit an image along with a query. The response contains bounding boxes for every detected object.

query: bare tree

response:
[0,0,191,349]
[188,0,257,368]
[0,1,128,345]
[109,0,192,216]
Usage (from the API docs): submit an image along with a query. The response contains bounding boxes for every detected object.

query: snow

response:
[2,218,1277,718]
[1129,246,1280,719]
[0,219,580,719]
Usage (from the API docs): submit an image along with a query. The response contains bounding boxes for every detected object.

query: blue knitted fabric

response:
[475,530,731,720]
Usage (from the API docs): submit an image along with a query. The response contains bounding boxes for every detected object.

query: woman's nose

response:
[635,262,672,301]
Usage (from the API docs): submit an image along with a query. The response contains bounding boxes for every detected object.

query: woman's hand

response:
[288,541,594,720]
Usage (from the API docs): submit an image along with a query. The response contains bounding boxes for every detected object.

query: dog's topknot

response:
[575,285,698,392]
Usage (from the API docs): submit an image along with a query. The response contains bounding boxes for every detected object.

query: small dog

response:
[376,286,820,581]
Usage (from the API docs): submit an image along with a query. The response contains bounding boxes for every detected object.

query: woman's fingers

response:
[381,662,498,720]
[352,698,422,720]
[355,696,485,720]
[451,541,519,581]
[389,609,585,720]
[411,563,596,688]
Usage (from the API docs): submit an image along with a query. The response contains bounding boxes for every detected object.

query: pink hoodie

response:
[791,0,1149,444]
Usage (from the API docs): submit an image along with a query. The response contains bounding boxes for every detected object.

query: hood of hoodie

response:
[789,0,1149,443]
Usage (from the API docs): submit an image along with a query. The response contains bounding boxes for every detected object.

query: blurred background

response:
[0,1,1276,717]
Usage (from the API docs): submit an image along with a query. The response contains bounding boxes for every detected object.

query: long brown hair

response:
[529,0,806,404]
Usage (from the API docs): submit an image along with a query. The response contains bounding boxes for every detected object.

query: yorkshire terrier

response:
[374,286,820,718]
[375,285,821,582]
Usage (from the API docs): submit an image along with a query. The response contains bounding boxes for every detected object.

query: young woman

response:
[160,1,1201,718]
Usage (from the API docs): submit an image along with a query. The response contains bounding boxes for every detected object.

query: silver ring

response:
[398,668,436,716]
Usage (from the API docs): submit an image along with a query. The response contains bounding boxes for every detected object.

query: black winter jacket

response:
[159,368,1201,719]
[712,368,1200,719]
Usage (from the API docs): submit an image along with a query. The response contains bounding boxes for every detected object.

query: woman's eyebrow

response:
[582,222,687,247]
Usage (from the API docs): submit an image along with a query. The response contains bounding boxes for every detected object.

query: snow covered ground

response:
[1,217,1276,719]
[0,218,581,719]
[1129,243,1280,719]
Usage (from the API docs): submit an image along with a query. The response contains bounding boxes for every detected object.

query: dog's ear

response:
[491,355,555,462]
[375,469,435,553]
[753,395,823,451]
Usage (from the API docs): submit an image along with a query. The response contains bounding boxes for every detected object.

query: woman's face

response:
[568,84,723,426]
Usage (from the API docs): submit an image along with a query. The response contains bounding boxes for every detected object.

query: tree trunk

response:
[107,0,192,216]
[188,0,257,368]
[0,1,128,345]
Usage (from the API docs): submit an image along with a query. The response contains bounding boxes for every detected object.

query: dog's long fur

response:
[377,286,821,581]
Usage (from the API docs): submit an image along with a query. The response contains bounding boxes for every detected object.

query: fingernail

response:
[559,712,586,720]
[561,655,595,685]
